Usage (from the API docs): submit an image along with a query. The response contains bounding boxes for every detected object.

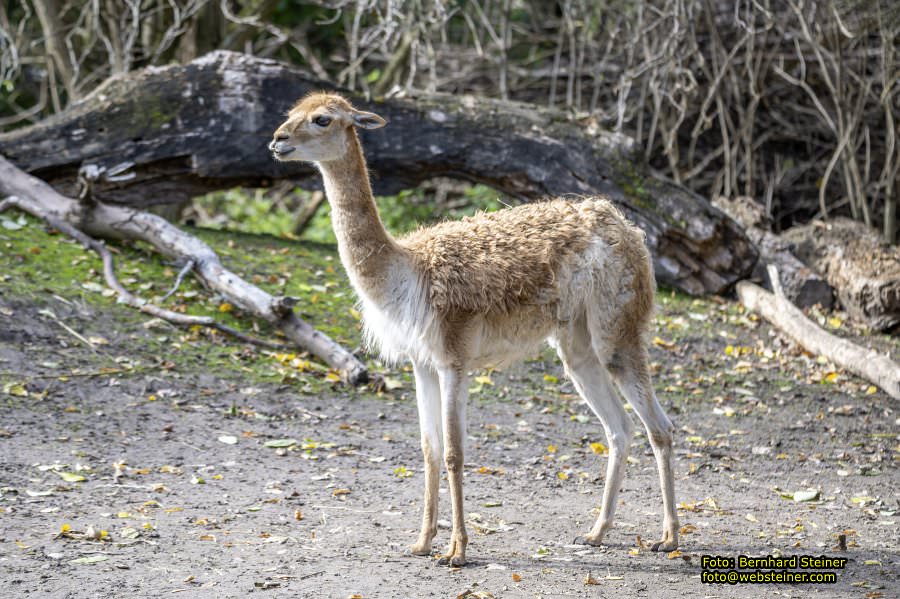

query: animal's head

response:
[269,92,386,163]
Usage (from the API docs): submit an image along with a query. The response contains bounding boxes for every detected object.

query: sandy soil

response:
[1,273,897,599]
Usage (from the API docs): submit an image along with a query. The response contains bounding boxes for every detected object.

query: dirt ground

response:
[1,229,898,598]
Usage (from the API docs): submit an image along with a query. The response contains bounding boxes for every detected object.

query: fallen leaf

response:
[69,555,108,565]
[56,472,86,483]
[332,488,351,497]
[474,374,493,386]
[218,435,238,445]
[3,382,28,397]
[264,439,298,448]
[793,489,820,502]
[589,442,608,455]
[822,372,839,384]
[584,573,601,585]
[511,573,522,582]
[382,377,404,390]
[393,466,413,478]
[652,336,676,350]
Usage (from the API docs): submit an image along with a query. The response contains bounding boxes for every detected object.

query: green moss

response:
[0,215,360,387]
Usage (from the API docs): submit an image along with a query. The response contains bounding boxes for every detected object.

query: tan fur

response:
[269,92,678,566]
[401,199,630,313]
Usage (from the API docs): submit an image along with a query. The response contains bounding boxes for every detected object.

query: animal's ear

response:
[350,109,387,130]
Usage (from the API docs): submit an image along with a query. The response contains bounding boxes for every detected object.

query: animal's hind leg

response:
[557,328,634,546]
[609,346,679,552]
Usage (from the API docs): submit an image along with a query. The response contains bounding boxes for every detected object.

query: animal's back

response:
[399,198,652,319]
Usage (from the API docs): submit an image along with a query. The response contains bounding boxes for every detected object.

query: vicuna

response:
[269,93,678,566]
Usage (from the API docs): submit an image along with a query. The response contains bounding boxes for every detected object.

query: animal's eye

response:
[313,115,332,127]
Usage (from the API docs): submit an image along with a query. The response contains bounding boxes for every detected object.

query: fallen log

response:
[782,218,900,331]
[712,196,833,309]
[0,50,757,295]
[738,266,899,400]
[0,155,368,384]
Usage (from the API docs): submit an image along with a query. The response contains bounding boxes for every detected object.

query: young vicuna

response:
[269,93,678,566]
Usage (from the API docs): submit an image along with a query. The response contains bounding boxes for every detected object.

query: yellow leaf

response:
[667,550,683,560]
[546,444,557,454]
[557,471,569,480]
[543,374,558,383]
[147,394,157,402]
[827,317,843,328]
[218,302,233,313]
[823,372,839,384]
[332,488,351,497]
[60,523,71,533]
[56,472,86,483]
[865,386,877,395]
[117,511,132,519]
[589,442,608,455]
[724,344,734,356]
[3,382,28,397]
[348,308,362,321]
[652,336,676,350]
[474,375,493,386]
[324,371,342,383]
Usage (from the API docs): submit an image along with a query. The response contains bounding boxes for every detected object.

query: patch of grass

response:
[0,215,361,388]
[191,183,506,244]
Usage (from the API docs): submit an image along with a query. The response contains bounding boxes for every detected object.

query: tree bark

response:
[737,267,899,400]
[0,155,368,384]
[782,218,900,331]
[712,196,833,309]
[0,51,757,296]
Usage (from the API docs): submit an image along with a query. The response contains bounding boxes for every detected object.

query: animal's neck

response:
[318,131,405,301]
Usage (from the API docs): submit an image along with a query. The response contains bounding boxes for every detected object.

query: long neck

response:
[318,131,405,302]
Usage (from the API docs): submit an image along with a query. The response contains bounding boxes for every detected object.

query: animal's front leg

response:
[437,366,469,566]
[409,361,443,556]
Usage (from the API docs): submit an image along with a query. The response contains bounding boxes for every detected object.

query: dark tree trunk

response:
[0,51,757,295]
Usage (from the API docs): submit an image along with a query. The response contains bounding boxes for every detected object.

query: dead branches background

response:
[2,0,898,240]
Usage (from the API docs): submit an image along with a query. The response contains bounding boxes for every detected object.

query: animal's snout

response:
[269,135,295,156]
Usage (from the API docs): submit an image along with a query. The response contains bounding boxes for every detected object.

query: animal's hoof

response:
[576,534,604,547]
[650,539,678,552]
[407,544,433,557]
[437,554,467,567]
